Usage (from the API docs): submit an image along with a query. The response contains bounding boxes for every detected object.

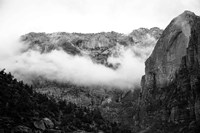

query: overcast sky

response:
[0,0,200,34]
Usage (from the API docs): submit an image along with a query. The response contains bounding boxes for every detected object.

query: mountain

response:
[21,27,162,68]
[16,27,162,131]
[138,11,200,132]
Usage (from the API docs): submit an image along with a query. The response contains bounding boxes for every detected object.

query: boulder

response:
[34,120,46,131]
[42,118,54,129]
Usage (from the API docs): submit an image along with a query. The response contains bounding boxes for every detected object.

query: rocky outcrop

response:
[139,11,200,132]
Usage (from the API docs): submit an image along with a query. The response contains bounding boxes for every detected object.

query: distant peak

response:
[176,10,197,22]
[170,10,199,38]
[181,10,196,16]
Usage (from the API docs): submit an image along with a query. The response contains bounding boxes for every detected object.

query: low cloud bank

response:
[0,41,145,89]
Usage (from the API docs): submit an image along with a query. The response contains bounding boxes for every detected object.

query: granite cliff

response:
[139,11,200,132]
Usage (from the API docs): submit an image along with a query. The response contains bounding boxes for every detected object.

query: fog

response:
[0,37,145,88]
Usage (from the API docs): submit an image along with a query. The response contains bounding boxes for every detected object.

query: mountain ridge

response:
[20,27,162,68]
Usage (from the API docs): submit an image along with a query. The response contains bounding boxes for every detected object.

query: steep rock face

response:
[139,11,200,132]
[143,11,198,89]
